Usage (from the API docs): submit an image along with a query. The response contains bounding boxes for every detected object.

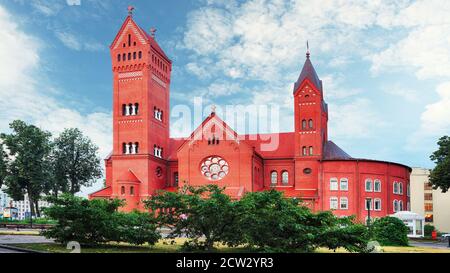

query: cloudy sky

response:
[0,0,449,195]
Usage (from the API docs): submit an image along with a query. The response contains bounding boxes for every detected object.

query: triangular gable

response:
[176,113,242,153]
[110,16,149,49]
[293,78,321,98]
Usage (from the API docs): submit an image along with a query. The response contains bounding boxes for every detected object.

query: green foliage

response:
[424,224,436,237]
[50,128,102,195]
[239,190,369,252]
[42,194,160,246]
[1,120,52,217]
[115,211,160,246]
[429,136,450,193]
[144,184,243,251]
[371,217,409,246]
[0,143,7,189]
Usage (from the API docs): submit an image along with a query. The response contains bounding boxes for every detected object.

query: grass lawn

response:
[0,230,40,236]
[11,238,450,253]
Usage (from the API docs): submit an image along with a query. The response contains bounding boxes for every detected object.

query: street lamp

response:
[366,198,372,235]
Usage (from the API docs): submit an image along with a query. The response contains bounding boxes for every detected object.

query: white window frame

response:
[374,198,381,211]
[365,179,373,192]
[330,178,338,191]
[399,182,403,195]
[270,171,278,185]
[330,197,338,210]
[340,197,348,210]
[374,179,381,192]
[340,178,348,191]
[393,181,399,194]
[399,200,403,211]
[281,171,289,184]
[393,200,399,212]
[365,198,373,210]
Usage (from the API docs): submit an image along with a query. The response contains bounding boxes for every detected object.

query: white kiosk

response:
[392,211,425,238]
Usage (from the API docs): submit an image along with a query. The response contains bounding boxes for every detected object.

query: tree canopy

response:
[429,135,450,193]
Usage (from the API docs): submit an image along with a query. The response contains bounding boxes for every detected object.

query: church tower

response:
[293,46,328,202]
[109,7,172,211]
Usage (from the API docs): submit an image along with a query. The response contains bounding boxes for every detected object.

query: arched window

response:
[330,197,338,210]
[393,182,399,194]
[393,200,399,212]
[122,143,127,154]
[308,119,313,129]
[121,186,125,195]
[122,53,126,61]
[174,172,179,187]
[365,198,373,210]
[128,53,131,60]
[128,34,131,47]
[365,179,373,192]
[399,182,403,194]
[340,178,348,191]
[340,197,348,210]
[399,200,403,211]
[374,179,381,192]
[122,104,126,115]
[138,51,142,59]
[330,178,338,191]
[134,142,139,154]
[374,198,381,211]
[302,119,307,130]
[309,146,313,155]
[302,146,307,156]
[133,52,137,60]
[130,186,134,196]
[118,54,121,62]
[134,103,139,115]
[270,171,278,185]
[281,171,289,184]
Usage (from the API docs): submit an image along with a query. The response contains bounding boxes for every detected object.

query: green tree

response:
[1,120,52,217]
[371,217,409,246]
[429,136,450,192]
[0,143,7,189]
[144,184,243,251]
[50,128,102,195]
[238,190,368,252]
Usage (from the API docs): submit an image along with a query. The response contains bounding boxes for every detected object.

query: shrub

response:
[144,184,244,251]
[42,194,160,246]
[238,190,369,252]
[371,217,409,246]
[424,225,436,237]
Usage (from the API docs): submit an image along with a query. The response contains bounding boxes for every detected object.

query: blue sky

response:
[1,0,450,194]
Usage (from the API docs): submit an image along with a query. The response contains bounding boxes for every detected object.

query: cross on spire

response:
[306,40,310,59]
[128,6,135,17]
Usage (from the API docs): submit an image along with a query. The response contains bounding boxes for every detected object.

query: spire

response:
[306,40,310,59]
[293,42,322,93]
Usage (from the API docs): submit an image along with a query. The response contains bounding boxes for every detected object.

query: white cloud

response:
[419,82,450,135]
[0,5,111,195]
[55,31,105,52]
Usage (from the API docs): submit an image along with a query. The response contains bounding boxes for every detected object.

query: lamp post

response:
[366,198,372,235]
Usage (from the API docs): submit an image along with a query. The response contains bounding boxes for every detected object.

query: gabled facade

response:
[90,13,411,222]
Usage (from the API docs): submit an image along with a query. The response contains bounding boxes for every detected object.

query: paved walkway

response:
[410,240,450,249]
[0,235,54,245]
[0,246,24,253]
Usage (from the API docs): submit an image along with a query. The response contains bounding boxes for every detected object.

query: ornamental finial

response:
[150,27,157,38]
[211,104,216,114]
[306,40,310,59]
[128,6,135,17]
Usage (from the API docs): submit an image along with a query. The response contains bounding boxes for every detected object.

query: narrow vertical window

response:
[133,52,137,60]
[130,186,134,196]
[139,51,142,59]
[340,178,348,191]
[374,179,381,192]
[330,197,338,210]
[309,146,313,155]
[340,197,348,210]
[302,146,307,156]
[308,119,313,129]
[330,178,338,191]
[121,186,125,195]
[270,171,278,185]
[302,119,307,130]
[365,179,373,192]
[128,53,131,60]
[118,54,121,62]
[128,34,131,47]
[281,171,289,184]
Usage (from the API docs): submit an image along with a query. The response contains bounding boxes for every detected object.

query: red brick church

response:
[90,11,411,222]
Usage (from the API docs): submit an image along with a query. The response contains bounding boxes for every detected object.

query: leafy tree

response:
[50,128,102,195]
[1,120,52,217]
[0,143,7,189]
[371,217,409,246]
[424,224,436,237]
[429,136,450,192]
[238,190,368,252]
[42,194,160,246]
[144,184,243,251]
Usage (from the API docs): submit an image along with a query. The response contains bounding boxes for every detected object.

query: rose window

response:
[200,156,229,181]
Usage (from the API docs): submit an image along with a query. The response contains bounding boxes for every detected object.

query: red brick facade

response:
[89,15,411,222]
